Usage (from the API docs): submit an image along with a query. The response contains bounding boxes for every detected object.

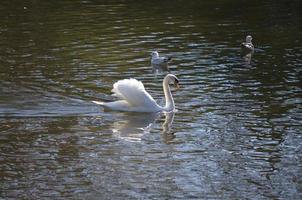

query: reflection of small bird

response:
[151,51,172,65]
[241,35,254,55]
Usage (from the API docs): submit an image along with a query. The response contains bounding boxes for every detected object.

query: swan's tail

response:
[92,100,105,105]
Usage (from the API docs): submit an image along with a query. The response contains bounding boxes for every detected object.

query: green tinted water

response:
[0,0,301,199]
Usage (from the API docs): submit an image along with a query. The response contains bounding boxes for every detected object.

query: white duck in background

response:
[92,74,179,113]
[241,35,254,55]
[151,51,172,65]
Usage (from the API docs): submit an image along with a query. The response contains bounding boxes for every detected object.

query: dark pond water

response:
[1,0,302,199]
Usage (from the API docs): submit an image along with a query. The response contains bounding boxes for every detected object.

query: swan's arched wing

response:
[111,78,159,108]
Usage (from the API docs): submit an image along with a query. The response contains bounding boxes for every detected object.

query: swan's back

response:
[111,78,160,111]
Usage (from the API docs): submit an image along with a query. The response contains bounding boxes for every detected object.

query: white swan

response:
[151,51,172,65]
[241,35,254,55]
[92,74,179,112]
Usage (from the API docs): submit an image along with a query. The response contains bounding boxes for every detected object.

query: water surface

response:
[1,0,302,199]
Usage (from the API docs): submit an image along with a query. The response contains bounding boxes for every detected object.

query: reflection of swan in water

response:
[112,111,175,142]
[112,112,159,142]
[161,112,176,143]
[162,112,175,134]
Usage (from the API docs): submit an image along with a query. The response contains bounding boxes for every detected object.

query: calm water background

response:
[1,0,302,199]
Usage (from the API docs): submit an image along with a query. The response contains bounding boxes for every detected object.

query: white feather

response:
[105,78,160,112]
[92,100,104,105]
[93,74,178,113]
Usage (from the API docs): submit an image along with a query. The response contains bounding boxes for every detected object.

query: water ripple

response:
[0,0,301,199]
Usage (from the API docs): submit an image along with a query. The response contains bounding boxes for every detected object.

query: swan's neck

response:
[163,79,174,112]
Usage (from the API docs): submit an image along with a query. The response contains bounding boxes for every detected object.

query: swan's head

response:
[246,35,252,43]
[151,51,159,58]
[165,74,180,89]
